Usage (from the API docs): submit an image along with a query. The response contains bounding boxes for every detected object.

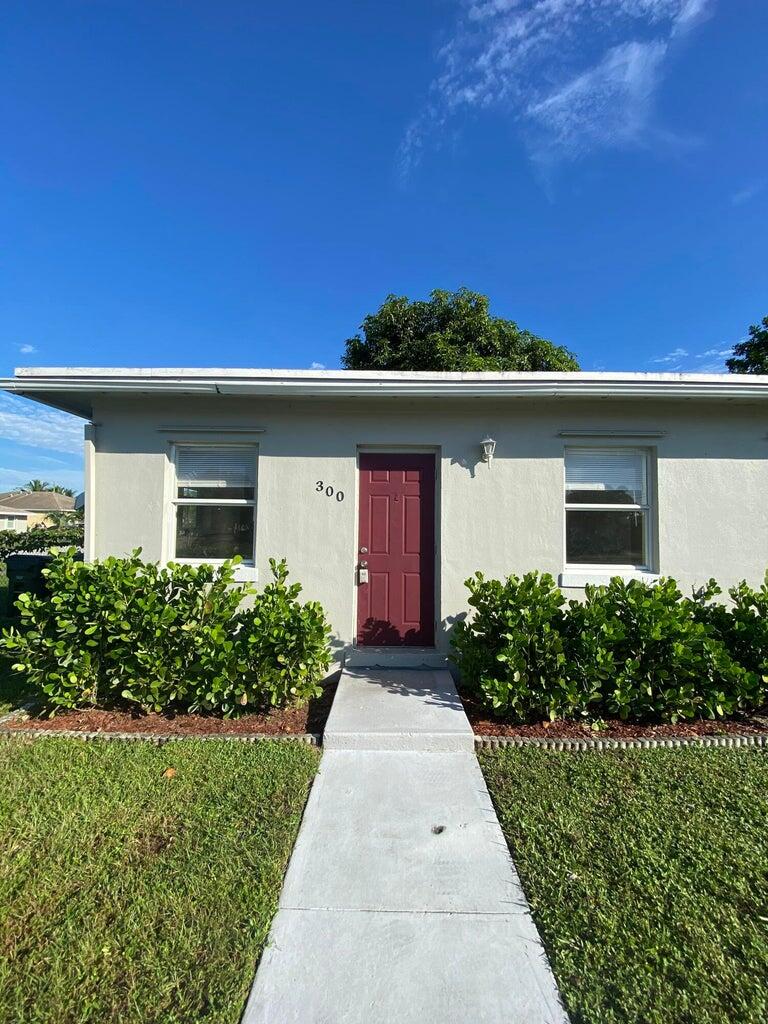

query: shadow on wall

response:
[449,450,485,479]
[442,612,466,643]
[326,634,347,666]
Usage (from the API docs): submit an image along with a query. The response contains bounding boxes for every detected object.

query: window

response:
[0,516,24,532]
[564,448,652,569]
[172,445,256,563]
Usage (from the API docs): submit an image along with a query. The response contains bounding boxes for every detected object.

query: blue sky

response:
[1,0,766,493]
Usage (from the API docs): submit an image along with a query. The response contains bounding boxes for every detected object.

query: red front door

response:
[356,453,435,646]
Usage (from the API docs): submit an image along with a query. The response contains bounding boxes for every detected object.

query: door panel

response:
[357,453,435,646]
[370,495,391,553]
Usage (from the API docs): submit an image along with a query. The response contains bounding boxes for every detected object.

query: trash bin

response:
[4,552,84,613]
[5,554,55,611]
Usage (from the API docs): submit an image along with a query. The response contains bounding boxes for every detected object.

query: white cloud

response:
[648,344,732,373]
[18,344,37,355]
[400,0,715,174]
[0,466,83,494]
[686,346,732,372]
[0,394,84,455]
[309,361,326,370]
[699,347,733,358]
[527,40,667,155]
[671,0,714,35]
[652,346,688,364]
[33,454,69,466]
[730,181,765,206]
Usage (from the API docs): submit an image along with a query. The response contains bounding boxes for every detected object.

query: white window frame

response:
[563,446,654,575]
[169,443,258,577]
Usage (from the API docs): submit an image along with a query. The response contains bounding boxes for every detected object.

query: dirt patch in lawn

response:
[3,678,337,737]
[462,693,768,739]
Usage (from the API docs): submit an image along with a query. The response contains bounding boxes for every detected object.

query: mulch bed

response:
[461,693,768,739]
[6,680,767,742]
[3,679,337,737]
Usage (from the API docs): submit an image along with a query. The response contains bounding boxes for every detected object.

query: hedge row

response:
[451,572,768,724]
[5,549,766,725]
[0,548,331,715]
[0,524,84,560]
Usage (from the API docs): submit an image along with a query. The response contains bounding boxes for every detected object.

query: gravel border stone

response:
[1,704,765,753]
[474,732,768,751]
[0,727,320,746]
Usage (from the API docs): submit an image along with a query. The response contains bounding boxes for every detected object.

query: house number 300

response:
[316,481,345,502]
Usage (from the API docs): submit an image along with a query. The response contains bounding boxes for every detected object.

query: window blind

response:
[176,446,256,490]
[565,449,645,504]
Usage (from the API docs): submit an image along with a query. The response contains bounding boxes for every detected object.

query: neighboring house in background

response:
[1,367,767,667]
[0,490,75,528]
[0,504,29,533]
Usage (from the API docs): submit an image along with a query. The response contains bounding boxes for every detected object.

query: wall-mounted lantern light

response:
[481,436,496,463]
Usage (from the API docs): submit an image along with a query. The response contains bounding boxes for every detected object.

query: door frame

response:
[353,445,441,648]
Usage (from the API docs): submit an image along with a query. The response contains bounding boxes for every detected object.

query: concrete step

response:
[344,645,449,669]
[323,668,474,753]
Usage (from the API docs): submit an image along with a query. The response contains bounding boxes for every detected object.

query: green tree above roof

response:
[341,288,580,372]
[726,315,768,374]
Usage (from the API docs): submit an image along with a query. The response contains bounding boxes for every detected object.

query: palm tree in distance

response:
[21,480,75,497]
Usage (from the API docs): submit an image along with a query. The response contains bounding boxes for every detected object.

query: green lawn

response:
[0,737,319,1024]
[481,747,768,1024]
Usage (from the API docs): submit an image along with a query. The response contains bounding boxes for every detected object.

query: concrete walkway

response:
[323,667,474,752]
[243,669,568,1024]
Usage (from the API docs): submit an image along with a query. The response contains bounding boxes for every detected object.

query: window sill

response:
[559,569,659,589]
[171,560,258,583]
[233,564,258,583]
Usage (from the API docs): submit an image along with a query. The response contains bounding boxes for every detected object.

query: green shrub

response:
[0,548,331,715]
[450,571,590,720]
[198,558,331,712]
[692,573,768,705]
[2,548,244,712]
[451,571,767,724]
[568,577,750,722]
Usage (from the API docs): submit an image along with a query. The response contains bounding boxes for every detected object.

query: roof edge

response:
[3,369,768,419]
[11,366,768,384]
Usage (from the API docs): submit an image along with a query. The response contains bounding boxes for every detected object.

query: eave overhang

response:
[2,368,768,420]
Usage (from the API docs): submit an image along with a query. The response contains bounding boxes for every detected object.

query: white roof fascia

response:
[2,370,768,419]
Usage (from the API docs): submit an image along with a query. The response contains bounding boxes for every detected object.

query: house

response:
[0,504,29,533]
[2,367,767,664]
[0,489,75,528]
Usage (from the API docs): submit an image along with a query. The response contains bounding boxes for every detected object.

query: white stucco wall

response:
[89,394,768,656]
